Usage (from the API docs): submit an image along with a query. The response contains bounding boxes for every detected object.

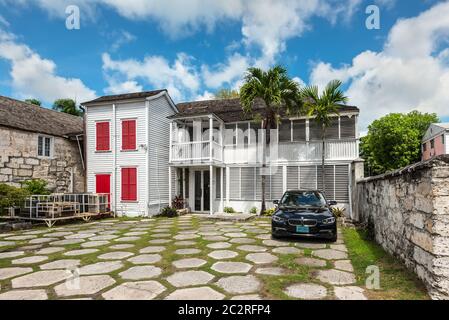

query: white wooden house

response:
[82,90,177,216]
[168,98,360,215]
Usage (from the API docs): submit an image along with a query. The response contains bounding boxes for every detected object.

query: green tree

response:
[300,80,348,194]
[240,66,303,214]
[53,99,83,116]
[361,111,439,175]
[214,88,240,99]
[25,98,42,106]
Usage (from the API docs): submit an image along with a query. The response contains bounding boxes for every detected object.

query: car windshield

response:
[280,191,326,208]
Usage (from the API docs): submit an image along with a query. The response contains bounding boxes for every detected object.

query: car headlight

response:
[322,217,336,225]
[272,215,286,223]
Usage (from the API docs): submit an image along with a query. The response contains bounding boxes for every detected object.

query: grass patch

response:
[342,227,429,300]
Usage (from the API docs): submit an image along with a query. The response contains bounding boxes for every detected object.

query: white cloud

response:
[0,29,96,104]
[110,30,136,52]
[0,14,9,27]
[10,0,362,67]
[310,2,449,131]
[104,77,142,95]
[194,90,215,101]
[201,53,249,89]
[102,52,200,101]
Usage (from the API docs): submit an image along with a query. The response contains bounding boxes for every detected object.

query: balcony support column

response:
[209,116,213,162]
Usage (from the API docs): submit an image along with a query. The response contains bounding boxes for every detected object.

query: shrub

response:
[223,206,235,214]
[21,179,50,195]
[249,207,258,214]
[0,184,30,213]
[262,208,276,216]
[171,195,184,210]
[159,206,178,218]
[331,206,346,218]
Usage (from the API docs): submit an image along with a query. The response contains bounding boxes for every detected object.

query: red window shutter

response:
[96,122,110,151]
[122,120,136,150]
[121,168,137,201]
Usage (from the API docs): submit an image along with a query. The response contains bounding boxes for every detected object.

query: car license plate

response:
[296,225,309,233]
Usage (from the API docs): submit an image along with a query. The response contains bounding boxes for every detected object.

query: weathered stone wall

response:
[0,126,84,193]
[356,155,449,299]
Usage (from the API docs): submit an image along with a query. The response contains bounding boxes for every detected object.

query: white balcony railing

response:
[223,139,358,164]
[170,141,224,162]
[170,139,358,164]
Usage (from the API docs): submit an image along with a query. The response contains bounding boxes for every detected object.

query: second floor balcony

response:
[169,114,359,165]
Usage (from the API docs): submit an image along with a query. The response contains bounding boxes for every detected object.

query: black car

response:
[271,190,338,242]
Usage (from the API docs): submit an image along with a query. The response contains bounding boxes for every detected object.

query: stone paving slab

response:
[0,267,33,280]
[0,251,25,259]
[315,269,356,285]
[295,257,327,268]
[54,275,116,297]
[211,262,252,274]
[102,281,166,300]
[98,251,134,260]
[167,270,214,287]
[12,270,70,288]
[165,286,225,300]
[208,250,238,260]
[79,261,124,275]
[173,258,207,269]
[246,253,278,264]
[119,266,162,280]
[0,289,48,300]
[216,275,261,294]
[40,259,80,270]
[334,286,367,300]
[284,283,328,300]
[128,254,162,264]
[312,249,348,260]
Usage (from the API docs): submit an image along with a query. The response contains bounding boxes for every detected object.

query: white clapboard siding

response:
[148,95,176,213]
[86,104,114,196]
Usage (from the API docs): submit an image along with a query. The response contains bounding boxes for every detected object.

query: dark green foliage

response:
[0,184,30,213]
[25,98,42,106]
[53,99,83,116]
[159,206,178,218]
[21,179,50,195]
[361,111,439,175]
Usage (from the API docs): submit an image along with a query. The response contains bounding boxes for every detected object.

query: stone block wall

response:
[356,155,449,299]
[0,126,84,193]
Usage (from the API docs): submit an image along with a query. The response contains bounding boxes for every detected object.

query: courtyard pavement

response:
[0,215,367,300]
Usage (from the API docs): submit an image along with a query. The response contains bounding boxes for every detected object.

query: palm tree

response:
[53,99,83,116]
[240,66,303,214]
[300,80,348,195]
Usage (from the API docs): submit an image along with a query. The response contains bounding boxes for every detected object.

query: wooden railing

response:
[170,139,358,163]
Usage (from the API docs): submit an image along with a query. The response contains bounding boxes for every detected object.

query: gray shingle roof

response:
[82,90,167,105]
[0,95,83,137]
[171,98,359,122]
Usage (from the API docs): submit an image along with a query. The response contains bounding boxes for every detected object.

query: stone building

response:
[0,95,85,193]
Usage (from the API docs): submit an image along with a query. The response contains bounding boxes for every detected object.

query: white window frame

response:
[37,135,54,158]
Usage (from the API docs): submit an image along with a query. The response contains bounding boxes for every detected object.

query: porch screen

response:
[340,116,356,139]
[278,120,291,142]
[255,167,270,201]
[292,120,306,141]
[325,118,339,140]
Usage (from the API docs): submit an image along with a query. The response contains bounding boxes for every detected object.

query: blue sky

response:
[0,0,448,130]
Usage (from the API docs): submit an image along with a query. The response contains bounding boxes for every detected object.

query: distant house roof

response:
[422,123,449,142]
[82,90,167,105]
[170,98,359,122]
[0,95,83,137]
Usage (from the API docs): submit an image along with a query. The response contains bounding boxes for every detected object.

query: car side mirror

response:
[273,200,279,205]
[328,200,337,206]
